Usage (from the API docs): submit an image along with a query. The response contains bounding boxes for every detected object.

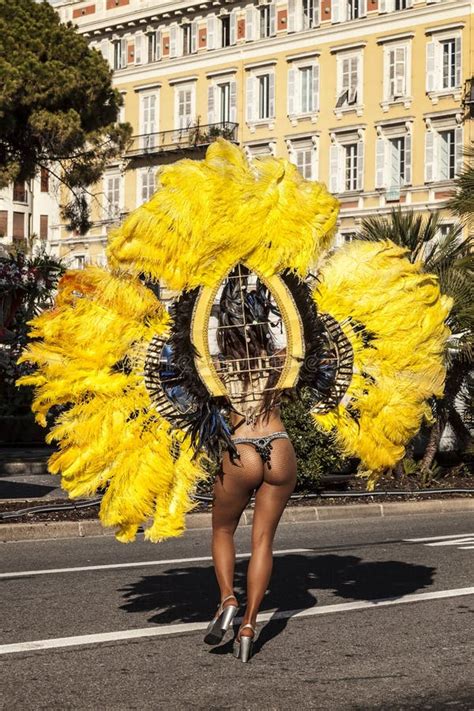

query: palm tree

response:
[357,208,473,474]
[448,142,474,225]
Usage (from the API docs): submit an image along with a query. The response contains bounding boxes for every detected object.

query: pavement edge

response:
[1,497,473,543]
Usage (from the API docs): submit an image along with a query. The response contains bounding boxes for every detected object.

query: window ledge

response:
[288,112,319,126]
[339,190,363,199]
[247,119,275,133]
[334,104,364,119]
[428,89,462,105]
[380,96,412,112]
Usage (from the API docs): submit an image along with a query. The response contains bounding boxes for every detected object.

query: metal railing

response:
[125,122,239,157]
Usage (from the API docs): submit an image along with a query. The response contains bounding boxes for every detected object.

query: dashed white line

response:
[0,548,313,580]
[1,586,473,656]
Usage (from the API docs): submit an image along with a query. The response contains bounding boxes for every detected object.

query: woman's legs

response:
[211,445,263,605]
[240,438,297,635]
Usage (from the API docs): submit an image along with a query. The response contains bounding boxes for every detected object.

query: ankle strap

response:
[240,623,256,633]
[221,594,237,605]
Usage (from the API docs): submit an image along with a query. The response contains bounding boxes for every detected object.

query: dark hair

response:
[216,265,282,415]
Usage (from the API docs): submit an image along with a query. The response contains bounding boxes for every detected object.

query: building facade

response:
[0,169,61,257]
[52,0,473,265]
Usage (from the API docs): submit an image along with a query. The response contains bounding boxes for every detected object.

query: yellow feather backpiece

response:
[313,240,452,489]
[17,267,208,542]
[107,138,339,290]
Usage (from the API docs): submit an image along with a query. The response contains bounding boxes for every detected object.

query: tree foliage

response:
[0,0,131,233]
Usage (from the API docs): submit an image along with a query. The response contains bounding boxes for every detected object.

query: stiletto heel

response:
[233,623,256,663]
[204,595,238,645]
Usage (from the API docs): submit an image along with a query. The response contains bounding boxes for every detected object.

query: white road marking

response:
[403,533,474,551]
[0,548,313,580]
[403,533,474,542]
[1,586,473,656]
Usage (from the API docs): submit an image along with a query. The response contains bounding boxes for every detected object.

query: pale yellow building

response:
[52,0,473,267]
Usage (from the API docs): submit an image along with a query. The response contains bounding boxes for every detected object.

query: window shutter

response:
[454,36,462,88]
[395,46,407,96]
[170,24,178,57]
[191,21,198,53]
[155,30,162,61]
[356,139,364,191]
[379,0,387,10]
[230,80,237,122]
[268,73,275,118]
[360,0,367,17]
[375,138,386,189]
[208,84,216,124]
[269,2,276,36]
[331,0,341,24]
[120,37,127,67]
[313,0,320,26]
[246,75,255,122]
[404,132,412,185]
[387,48,395,99]
[455,126,463,176]
[288,67,297,115]
[426,41,436,92]
[207,15,216,49]
[135,33,143,64]
[312,62,320,112]
[230,9,237,45]
[425,130,436,182]
[406,0,413,7]
[245,6,255,40]
[288,0,296,32]
[330,143,340,192]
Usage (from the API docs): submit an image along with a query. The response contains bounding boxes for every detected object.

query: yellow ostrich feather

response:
[17,267,207,542]
[313,240,452,488]
[107,138,339,290]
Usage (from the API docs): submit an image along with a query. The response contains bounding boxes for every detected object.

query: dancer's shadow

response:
[119,554,435,655]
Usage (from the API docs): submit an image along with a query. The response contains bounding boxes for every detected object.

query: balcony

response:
[124,122,239,158]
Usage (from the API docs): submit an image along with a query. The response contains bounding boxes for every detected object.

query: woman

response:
[204,269,297,663]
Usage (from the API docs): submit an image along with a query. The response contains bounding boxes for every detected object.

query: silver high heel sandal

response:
[233,623,256,663]
[204,594,239,645]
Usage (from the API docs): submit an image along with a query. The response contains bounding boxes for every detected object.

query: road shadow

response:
[119,553,435,656]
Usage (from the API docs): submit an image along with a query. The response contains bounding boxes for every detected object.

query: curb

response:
[1,497,472,543]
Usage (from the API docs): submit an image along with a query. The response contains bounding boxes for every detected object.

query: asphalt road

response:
[1,512,473,710]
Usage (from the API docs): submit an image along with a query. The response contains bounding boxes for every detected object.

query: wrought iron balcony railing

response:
[125,122,239,158]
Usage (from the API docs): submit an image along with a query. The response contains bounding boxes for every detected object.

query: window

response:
[13,212,25,240]
[331,0,367,23]
[40,167,49,193]
[425,125,462,183]
[182,24,192,55]
[380,0,412,11]
[40,215,48,241]
[426,36,461,93]
[175,84,195,130]
[259,5,275,39]
[246,71,275,122]
[147,30,161,63]
[302,0,318,29]
[330,136,364,193]
[140,93,158,149]
[113,38,127,70]
[289,141,317,180]
[0,211,8,237]
[288,63,320,116]
[376,132,412,190]
[73,255,86,270]
[140,169,156,204]
[336,53,361,108]
[220,15,230,47]
[208,79,237,124]
[384,45,409,100]
[13,181,27,203]
[104,174,121,219]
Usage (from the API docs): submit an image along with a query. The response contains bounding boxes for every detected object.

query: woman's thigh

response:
[251,438,297,543]
[212,444,264,531]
